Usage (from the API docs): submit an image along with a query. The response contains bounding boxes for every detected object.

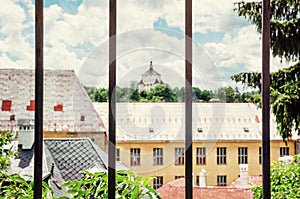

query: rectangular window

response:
[259,147,262,164]
[153,176,163,190]
[116,148,120,161]
[196,176,199,186]
[175,148,184,165]
[217,175,227,186]
[196,147,206,165]
[217,147,226,164]
[153,148,163,165]
[130,148,140,166]
[238,147,248,164]
[175,176,184,180]
[280,147,289,157]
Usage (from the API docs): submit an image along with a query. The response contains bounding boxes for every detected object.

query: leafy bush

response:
[59,170,161,199]
[252,154,300,199]
[0,131,18,171]
[0,173,53,199]
[0,131,53,198]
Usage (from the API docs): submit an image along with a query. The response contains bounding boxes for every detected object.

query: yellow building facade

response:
[94,102,298,187]
[116,140,294,186]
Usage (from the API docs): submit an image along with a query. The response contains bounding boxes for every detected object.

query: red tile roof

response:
[157,177,258,199]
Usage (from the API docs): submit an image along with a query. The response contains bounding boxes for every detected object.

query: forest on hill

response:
[85,84,257,103]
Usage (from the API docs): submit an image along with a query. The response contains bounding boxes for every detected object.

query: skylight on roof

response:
[243,127,249,132]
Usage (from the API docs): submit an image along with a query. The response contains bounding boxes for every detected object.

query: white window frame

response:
[153,148,163,165]
[175,148,185,165]
[280,147,289,157]
[153,176,163,190]
[217,147,226,164]
[196,147,206,165]
[217,175,227,186]
[130,148,140,166]
[238,147,248,164]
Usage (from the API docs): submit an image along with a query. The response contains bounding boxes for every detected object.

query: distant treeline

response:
[85,84,258,103]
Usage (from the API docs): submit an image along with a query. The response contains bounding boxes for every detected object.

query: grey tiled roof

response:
[44,138,106,181]
[9,138,130,197]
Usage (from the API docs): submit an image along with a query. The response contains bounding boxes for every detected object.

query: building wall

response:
[116,140,295,186]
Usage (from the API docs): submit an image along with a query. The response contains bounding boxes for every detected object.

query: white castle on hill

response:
[138,61,164,91]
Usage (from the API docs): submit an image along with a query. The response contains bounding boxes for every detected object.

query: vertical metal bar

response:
[185,0,193,198]
[108,0,116,198]
[34,0,43,198]
[262,0,271,198]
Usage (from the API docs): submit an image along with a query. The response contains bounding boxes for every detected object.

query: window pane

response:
[217,147,226,164]
[130,148,140,166]
[153,148,163,165]
[238,147,248,164]
[259,147,262,164]
[153,176,163,189]
[175,148,184,165]
[116,148,120,161]
[280,147,289,157]
[217,175,227,186]
[196,147,206,165]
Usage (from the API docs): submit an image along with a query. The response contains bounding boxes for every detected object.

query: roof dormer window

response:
[243,127,249,132]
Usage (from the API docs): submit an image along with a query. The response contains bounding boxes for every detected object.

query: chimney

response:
[199,169,207,187]
[239,164,249,188]
[192,173,194,187]
[17,119,35,150]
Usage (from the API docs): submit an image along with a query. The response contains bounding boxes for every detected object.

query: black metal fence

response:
[33,0,271,198]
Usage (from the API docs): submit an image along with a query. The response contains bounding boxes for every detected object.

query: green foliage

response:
[95,88,108,102]
[231,63,300,142]
[147,84,178,102]
[85,87,108,102]
[252,155,300,199]
[213,87,237,103]
[0,131,18,171]
[0,131,53,198]
[85,85,255,103]
[129,89,141,101]
[233,0,300,142]
[59,170,161,199]
[192,87,213,102]
[234,0,300,61]
[0,173,53,199]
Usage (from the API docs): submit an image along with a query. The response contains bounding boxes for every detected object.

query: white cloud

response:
[0,0,34,69]
[1,0,288,89]
[204,26,262,72]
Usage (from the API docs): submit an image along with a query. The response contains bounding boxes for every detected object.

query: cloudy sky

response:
[0,0,288,91]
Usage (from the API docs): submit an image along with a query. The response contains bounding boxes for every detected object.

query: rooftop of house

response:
[93,102,293,142]
[8,138,130,197]
[142,61,161,76]
[0,69,105,133]
[157,177,258,199]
